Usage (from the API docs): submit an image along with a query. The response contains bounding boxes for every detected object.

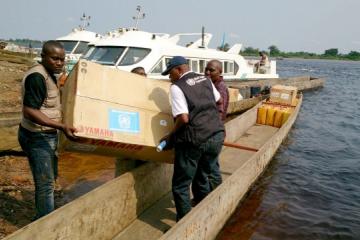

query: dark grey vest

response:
[174,72,224,145]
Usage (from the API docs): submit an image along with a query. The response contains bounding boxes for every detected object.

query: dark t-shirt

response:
[23,72,57,109]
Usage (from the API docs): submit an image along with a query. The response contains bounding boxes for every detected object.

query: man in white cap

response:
[160,56,225,221]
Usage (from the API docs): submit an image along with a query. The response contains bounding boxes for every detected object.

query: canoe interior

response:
[113,123,279,240]
[4,96,302,240]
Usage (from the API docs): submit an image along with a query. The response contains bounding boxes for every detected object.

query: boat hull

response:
[159,96,302,240]
[4,95,302,240]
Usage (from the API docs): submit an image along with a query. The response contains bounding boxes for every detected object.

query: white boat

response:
[82,28,278,80]
[56,14,102,72]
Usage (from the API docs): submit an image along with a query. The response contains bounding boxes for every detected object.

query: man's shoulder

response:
[25,72,45,83]
[214,78,227,88]
[24,72,46,90]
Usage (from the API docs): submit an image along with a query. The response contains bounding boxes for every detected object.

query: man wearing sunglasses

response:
[160,56,225,221]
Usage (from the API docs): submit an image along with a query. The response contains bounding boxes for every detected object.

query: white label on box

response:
[280,93,290,100]
[160,120,168,126]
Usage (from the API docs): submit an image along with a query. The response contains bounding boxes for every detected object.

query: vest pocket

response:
[45,90,59,107]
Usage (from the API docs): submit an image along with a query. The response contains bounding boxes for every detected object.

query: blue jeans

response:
[18,126,58,219]
[192,156,222,203]
[172,131,224,221]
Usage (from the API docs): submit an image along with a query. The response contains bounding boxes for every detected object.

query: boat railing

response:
[168,33,212,48]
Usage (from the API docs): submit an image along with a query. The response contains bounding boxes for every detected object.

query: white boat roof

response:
[57,28,101,42]
[96,30,173,47]
[83,28,278,79]
[93,29,243,59]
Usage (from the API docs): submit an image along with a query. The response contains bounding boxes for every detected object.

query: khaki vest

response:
[21,64,62,132]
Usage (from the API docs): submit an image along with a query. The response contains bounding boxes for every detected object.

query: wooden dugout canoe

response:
[4,94,302,240]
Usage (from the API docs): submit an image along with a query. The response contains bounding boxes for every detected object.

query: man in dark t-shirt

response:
[18,40,77,220]
[23,72,57,109]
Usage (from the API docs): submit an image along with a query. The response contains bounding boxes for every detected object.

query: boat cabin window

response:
[118,47,151,66]
[151,59,164,74]
[150,57,236,76]
[150,57,174,75]
[57,40,78,54]
[191,60,198,73]
[87,46,126,65]
[223,61,235,75]
[165,58,172,66]
[234,62,239,75]
[82,45,95,59]
[199,60,205,73]
[73,41,90,54]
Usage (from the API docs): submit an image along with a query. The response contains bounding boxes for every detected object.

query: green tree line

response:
[0,38,43,49]
[250,45,359,61]
[219,44,360,61]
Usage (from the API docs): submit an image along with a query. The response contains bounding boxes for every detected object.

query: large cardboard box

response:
[60,60,175,163]
[270,85,298,106]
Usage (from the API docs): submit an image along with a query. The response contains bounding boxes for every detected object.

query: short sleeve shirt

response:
[23,72,57,109]
[170,80,220,117]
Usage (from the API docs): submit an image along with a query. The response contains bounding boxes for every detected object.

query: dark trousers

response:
[192,155,222,204]
[18,126,58,219]
[172,131,224,221]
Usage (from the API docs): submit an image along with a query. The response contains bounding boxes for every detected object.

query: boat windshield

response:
[57,41,78,54]
[86,46,126,65]
[118,47,151,66]
[73,41,90,54]
[82,46,95,59]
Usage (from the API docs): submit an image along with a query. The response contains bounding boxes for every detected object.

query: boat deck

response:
[113,124,278,240]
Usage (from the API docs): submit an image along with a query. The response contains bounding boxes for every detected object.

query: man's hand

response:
[62,125,77,141]
[159,134,174,151]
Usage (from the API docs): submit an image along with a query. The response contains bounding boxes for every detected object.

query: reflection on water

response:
[57,152,116,204]
[56,152,144,205]
[218,59,360,239]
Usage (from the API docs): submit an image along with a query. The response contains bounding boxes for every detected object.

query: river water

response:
[217,59,360,240]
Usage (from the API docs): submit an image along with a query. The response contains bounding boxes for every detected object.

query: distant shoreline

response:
[242,54,360,62]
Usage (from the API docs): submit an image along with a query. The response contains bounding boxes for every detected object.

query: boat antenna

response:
[132,5,145,30]
[79,13,91,30]
[201,26,205,48]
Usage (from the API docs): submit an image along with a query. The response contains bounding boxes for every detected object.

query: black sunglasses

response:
[205,67,216,72]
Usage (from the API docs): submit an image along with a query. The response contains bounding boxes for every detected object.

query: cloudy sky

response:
[1,0,359,53]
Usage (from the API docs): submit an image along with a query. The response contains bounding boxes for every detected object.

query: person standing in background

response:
[205,60,229,121]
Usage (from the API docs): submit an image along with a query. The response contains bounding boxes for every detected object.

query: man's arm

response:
[170,113,189,135]
[159,113,188,149]
[23,106,77,139]
[23,73,77,139]
[159,84,189,148]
